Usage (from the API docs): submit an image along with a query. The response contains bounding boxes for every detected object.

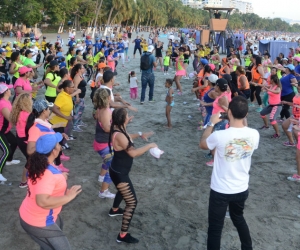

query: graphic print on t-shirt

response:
[224,138,253,162]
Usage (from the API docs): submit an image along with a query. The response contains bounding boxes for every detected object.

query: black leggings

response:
[250,85,262,105]
[53,127,64,165]
[0,131,17,174]
[45,96,56,103]
[133,47,141,56]
[109,168,137,232]
[281,92,295,119]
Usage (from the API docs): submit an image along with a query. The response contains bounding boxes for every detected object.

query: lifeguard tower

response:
[203,7,235,50]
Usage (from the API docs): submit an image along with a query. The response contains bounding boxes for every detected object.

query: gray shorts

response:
[260,105,282,123]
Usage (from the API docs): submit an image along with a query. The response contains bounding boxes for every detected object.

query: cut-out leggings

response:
[109,168,137,232]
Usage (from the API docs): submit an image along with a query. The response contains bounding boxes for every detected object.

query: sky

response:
[250,0,298,21]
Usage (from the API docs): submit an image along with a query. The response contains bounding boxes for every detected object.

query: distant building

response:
[222,0,253,13]
[182,0,204,9]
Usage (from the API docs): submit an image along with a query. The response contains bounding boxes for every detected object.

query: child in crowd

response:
[164,52,170,75]
[165,79,174,128]
[128,71,138,100]
[141,39,148,53]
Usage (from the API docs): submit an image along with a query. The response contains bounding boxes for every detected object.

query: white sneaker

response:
[6,160,20,165]
[166,73,169,75]
[98,175,104,182]
[0,174,7,182]
[98,189,115,199]
[164,73,166,75]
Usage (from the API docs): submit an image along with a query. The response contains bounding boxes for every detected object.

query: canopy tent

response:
[259,40,298,61]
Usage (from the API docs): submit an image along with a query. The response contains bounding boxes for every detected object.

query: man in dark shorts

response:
[132,35,142,59]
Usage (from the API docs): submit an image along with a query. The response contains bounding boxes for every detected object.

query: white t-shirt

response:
[100,85,114,111]
[96,72,103,83]
[129,76,138,88]
[123,40,129,48]
[206,127,259,194]
[30,47,39,61]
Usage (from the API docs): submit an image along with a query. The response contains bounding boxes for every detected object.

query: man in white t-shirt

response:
[200,96,259,250]
[101,70,137,112]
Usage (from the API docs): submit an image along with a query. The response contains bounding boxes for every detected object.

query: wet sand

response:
[0,32,299,250]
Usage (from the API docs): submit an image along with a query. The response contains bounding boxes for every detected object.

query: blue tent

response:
[259,40,298,61]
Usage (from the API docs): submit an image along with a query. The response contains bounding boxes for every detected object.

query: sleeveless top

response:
[78,78,87,98]
[251,64,263,84]
[203,88,215,113]
[95,121,110,144]
[212,92,228,114]
[293,95,300,119]
[13,62,23,78]
[0,57,8,74]
[110,131,134,175]
[237,74,250,90]
[268,85,281,105]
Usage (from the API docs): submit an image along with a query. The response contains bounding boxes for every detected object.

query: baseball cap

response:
[36,133,63,154]
[216,78,228,91]
[50,60,59,67]
[200,58,208,65]
[284,64,295,71]
[0,83,13,94]
[0,48,7,53]
[208,74,218,84]
[57,35,60,38]
[86,35,91,39]
[147,45,154,52]
[282,58,288,61]
[293,57,300,62]
[33,99,54,112]
[43,36,46,39]
[19,66,32,75]
[98,62,107,69]
[289,47,294,50]
[209,63,216,71]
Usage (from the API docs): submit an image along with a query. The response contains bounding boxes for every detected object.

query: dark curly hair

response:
[108,108,132,153]
[27,152,51,185]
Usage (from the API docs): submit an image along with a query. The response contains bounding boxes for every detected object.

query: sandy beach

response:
[0,31,299,250]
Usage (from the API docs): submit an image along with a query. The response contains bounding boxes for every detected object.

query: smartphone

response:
[219,112,229,120]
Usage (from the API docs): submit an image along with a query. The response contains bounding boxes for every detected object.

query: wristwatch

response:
[138,132,142,137]
[207,122,214,127]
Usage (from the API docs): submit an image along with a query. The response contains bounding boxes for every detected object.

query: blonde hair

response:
[93,88,111,109]
[10,93,33,125]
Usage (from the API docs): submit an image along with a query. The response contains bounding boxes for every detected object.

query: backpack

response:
[140,53,151,70]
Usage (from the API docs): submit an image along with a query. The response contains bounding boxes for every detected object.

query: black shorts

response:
[128,33,132,39]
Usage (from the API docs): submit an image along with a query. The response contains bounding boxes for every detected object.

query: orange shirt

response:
[199,72,211,97]
[19,165,67,227]
[219,66,229,78]
[293,95,300,119]
[251,65,263,85]
[28,122,55,142]
[237,74,250,90]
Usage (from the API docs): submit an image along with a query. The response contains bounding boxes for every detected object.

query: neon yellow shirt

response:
[45,72,61,97]
[163,56,170,66]
[5,46,12,58]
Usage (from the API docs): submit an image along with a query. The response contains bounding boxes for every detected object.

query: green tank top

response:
[13,62,23,78]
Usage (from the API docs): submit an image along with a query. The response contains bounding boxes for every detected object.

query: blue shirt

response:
[295,65,300,81]
[103,46,109,57]
[141,52,155,74]
[68,40,76,48]
[134,39,142,48]
[59,62,66,69]
[85,40,92,47]
[280,74,296,96]
[113,51,118,58]
[93,42,102,55]
[117,42,125,53]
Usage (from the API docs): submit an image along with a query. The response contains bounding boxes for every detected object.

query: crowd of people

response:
[0,26,300,249]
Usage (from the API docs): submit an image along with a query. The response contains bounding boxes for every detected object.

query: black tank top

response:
[0,57,8,73]
[78,78,87,98]
[110,130,134,175]
[95,120,109,143]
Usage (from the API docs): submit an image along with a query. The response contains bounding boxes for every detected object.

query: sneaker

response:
[60,153,70,161]
[287,174,300,182]
[149,99,155,103]
[98,189,115,199]
[271,134,280,139]
[6,160,20,165]
[73,126,83,132]
[67,135,77,141]
[62,143,70,150]
[57,163,69,173]
[164,73,166,75]
[259,125,269,130]
[206,160,214,167]
[248,103,255,107]
[166,73,169,75]
[78,121,87,127]
[108,207,124,217]
[0,174,7,182]
[140,101,144,105]
[255,107,263,112]
[98,175,104,182]
[116,233,139,244]
[19,182,28,188]
[283,141,296,147]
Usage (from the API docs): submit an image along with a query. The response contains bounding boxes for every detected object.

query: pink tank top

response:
[268,86,281,105]
[212,92,228,114]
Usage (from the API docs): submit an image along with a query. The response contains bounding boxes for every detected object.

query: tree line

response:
[0,0,299,33]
